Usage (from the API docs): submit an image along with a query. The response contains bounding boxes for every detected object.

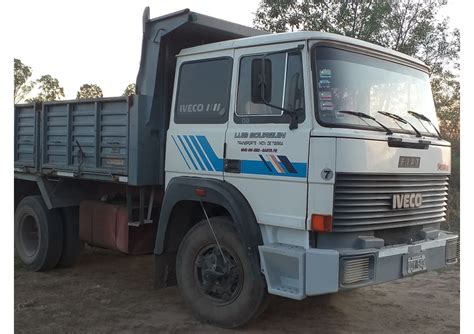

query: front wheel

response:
[176,216,268,328]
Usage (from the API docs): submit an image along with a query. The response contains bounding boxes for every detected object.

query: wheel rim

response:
[194,244,244,305]
[19,214,40,258]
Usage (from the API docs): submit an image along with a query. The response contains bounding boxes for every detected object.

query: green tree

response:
[122,83,136,96]
[26,75,65,102]
[432,71,460,142]
[254,0,391,38]
[254,0,459,72]
[14,58,36,103]
[431,69,460,232]
[76,84,103,99]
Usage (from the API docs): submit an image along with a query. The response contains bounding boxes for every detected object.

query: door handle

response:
[224,159,241,173]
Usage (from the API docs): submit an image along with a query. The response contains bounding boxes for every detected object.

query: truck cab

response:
[14,8,458,329]
[164,29,457,293]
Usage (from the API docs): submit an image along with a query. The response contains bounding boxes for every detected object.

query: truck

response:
[14,7,459,328]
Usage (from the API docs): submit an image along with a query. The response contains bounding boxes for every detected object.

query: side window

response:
[284,53,305,114]
[235,51,305,124]
[237,53,285,117]
[174,58,233,124]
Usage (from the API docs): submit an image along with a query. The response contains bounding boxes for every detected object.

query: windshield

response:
[313,46,439,137]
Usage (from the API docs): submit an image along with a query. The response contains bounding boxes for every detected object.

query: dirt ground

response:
[14,247,459,334]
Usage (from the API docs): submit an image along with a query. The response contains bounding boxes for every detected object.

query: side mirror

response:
[251,58,272,104]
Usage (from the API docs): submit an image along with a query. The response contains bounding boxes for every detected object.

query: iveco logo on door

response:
[392,193,423,209]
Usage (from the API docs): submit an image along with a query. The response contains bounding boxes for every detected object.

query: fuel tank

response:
[79,200,157,254]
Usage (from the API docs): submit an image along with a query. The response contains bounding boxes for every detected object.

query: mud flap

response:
[154,253,177,289]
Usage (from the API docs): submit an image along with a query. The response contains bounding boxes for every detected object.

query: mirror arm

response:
[260,100,299,130]
[257,52,301,130]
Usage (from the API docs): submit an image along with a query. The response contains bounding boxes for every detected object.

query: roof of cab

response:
[178,30,428,70]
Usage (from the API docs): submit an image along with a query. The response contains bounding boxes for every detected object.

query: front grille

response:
[333,174,449,232]
[340,255,374,285]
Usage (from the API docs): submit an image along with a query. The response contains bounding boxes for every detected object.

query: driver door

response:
[224,42,312,232]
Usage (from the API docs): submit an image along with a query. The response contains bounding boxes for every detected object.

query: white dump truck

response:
[14,8,459,328]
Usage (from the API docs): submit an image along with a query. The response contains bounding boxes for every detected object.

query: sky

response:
[12,0,261,99]
[11,0,462,100]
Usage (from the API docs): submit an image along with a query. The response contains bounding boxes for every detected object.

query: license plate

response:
[407,254,426,274]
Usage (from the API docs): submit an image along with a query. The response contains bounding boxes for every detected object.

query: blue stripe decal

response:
[190,135,214,171]
[240,160,307,178]
[258,154,273,172]
[177,135,198,170]
[171,135,190,169]
[196,135,224,172]
[184,135,205,170]
[278,155,298,174]
[190,135,307,178]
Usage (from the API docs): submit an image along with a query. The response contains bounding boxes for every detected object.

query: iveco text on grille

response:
[392,193,423,209]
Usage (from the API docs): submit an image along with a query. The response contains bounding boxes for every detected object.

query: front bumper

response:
[258,231,459,300]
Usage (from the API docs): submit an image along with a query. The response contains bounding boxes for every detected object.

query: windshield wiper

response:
[337,110,393,135]
[377,111,422,138]
[408,111,442,139]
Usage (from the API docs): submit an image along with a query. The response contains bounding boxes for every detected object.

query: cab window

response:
[235,51,305,124]
[174,57,233,124]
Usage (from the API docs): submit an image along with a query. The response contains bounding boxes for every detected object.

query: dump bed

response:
[14,95,168,185]
[15,98,129,179]
[14,8,265,186]
[14,103,38,171]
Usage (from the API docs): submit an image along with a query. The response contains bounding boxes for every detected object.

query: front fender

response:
[155,177,263,264]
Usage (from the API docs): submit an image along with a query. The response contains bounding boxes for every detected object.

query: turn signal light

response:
[311,214,333,232]
[194,188,207,197]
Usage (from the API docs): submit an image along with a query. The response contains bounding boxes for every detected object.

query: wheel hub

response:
[194,244,243,304]
[20,214,40,257]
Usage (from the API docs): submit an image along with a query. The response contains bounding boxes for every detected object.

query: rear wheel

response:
[176,216,268,328]
[14,195,63,271]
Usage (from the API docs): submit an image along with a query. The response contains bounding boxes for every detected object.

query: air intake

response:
[340,255,375,286]
[445,238,460,264]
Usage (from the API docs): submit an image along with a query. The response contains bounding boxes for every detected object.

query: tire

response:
[14,195,63,271]
[57,206,80,268]
[176,216,268,328]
